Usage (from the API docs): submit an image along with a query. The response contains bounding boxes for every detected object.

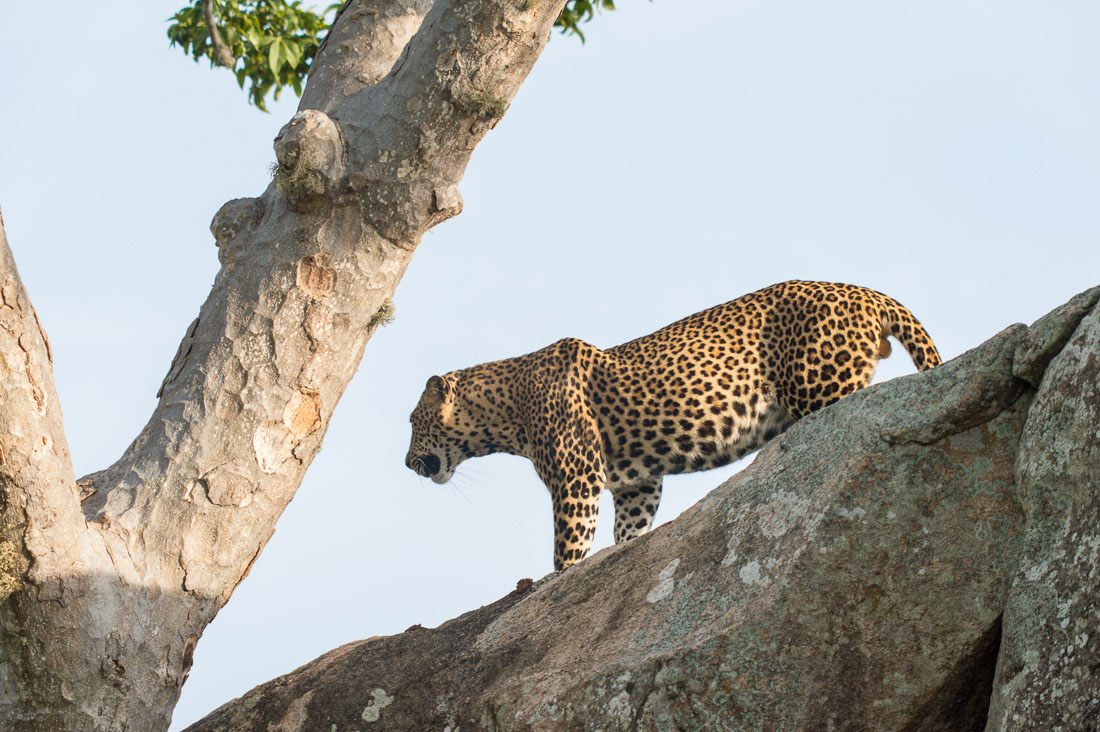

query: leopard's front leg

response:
[551,475,603,571]
[519,338,607,570]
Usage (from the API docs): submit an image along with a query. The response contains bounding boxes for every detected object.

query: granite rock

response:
[186,287,1100,732]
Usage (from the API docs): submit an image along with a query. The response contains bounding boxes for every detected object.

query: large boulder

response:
[186,287,1100,732]
[987,289,1100,731]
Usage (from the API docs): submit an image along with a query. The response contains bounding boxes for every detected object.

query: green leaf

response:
[283,37,303,68]
[268,38,285,73]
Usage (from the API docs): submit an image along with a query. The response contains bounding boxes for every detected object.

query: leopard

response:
[405,280,940,571]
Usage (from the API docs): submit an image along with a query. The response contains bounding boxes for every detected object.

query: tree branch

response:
[81,0,569,601]
[0,212,86,588]
[203,0,236,69]
[317,0,568,248]
[300,0,436,113]
[0,211,130,729]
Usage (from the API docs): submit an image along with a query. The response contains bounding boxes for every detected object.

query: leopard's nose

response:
[406,453,441,477]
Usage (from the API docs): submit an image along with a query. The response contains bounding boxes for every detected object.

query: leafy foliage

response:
[168,0,340,111]
[169,0,622,111]
[556,0,617,42]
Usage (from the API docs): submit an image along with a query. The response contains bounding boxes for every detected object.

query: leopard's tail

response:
[873,292,941,372]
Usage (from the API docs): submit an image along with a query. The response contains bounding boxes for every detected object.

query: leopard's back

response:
[594,281,939,487]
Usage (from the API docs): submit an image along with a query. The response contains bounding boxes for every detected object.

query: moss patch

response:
[270,161,326,202]
[458,91,508,119]
[0,541,24,602]
[370,299,396,329]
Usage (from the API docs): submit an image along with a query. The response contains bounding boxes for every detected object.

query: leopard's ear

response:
[424,375,453,404]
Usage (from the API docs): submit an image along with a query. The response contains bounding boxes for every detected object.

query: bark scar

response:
[284,388,322,438]
[296,254,336,299]
[33,310,52,363]
[17,332,47,412]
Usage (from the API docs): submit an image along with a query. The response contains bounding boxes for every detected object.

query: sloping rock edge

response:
[187,285,1100,732]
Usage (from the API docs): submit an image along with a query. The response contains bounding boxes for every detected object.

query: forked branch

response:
[0,1,570,728]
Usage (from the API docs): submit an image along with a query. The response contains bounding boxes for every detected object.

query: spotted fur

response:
[405,281,940,570]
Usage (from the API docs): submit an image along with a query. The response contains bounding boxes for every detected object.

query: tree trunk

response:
[0,0,568,728]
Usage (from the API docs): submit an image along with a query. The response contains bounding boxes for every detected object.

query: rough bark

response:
[0,0,569,729]
[184,287,1100,732]
[0,213,120,730]
[299,0,435,112]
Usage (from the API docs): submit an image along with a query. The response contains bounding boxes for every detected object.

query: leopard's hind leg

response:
[611,478,663,544]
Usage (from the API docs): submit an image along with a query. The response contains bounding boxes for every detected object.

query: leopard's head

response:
[405,374,477,484]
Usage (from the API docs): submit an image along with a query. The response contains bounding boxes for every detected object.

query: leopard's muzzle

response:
[406,453,441,478]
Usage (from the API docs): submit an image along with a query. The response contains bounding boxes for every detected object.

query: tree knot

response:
[273,110,347,212]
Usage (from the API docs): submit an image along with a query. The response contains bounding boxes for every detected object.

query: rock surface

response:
[988,289,1100,731]
[186,287,1100,732]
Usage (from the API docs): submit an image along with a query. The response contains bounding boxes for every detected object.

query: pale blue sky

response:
[2,1,1098,728]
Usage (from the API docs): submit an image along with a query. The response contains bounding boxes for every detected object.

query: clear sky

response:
[1,1,1098,728]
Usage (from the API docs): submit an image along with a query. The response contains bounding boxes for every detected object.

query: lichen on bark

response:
[0,541,24,602]
[369,298,396,328]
